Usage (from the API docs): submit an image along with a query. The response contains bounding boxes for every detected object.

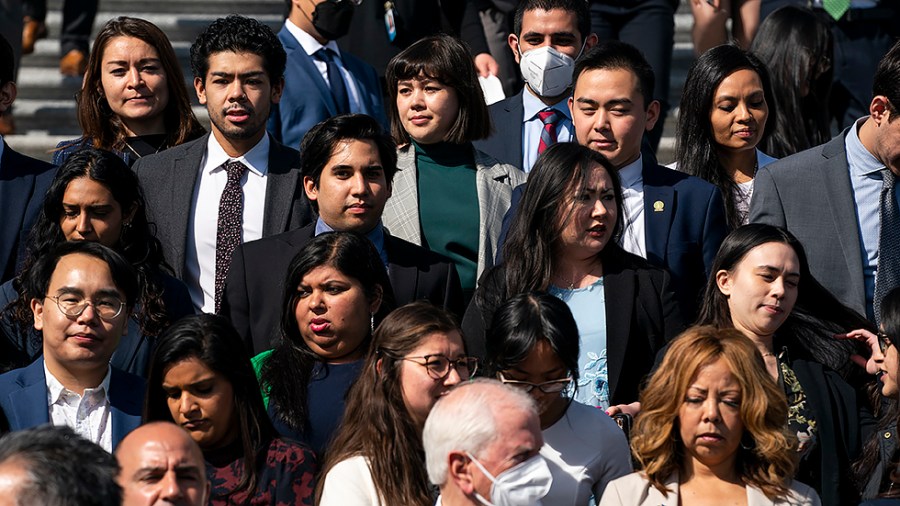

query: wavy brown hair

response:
[75,16,204,152]
[632,325,796,500]
[315,302,462,506]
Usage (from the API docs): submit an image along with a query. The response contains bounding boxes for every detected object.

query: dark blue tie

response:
[875,168,900,323]
[315,48,350,114]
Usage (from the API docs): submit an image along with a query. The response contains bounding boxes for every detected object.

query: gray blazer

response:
[599,472,821,506]
[381,145,526,281]
[133,133,313,279]
[749,129,867,317]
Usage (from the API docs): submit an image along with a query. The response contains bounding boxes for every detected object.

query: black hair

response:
[386,34,491,145]
[300,114,398,212]
[190,15,286,84]
[145,314,277,499]
[675,44,776,229]
[485,292,580,385]
[873,39,900,117]
[749,6,832,158]
[260,232,395,437]
[573,40,656,109]
[513,0,591,43]
[0,32,14,85]
[0,425,122,505]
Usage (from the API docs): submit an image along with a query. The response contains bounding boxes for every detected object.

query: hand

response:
[606,401,641,417]
[473,52,499,78]
[835,328,881,374]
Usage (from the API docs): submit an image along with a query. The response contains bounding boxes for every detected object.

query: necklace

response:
[122,136,166,160]
[735,159,760,224]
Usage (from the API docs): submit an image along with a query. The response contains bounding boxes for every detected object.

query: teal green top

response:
[251,349,273,407]
[414,141,480,297]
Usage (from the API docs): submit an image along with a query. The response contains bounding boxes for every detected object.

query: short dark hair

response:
[574,40,656,109]
[23,241,139,309]
[0,32,14,85]
[0,425,122,506]
[190,15,286,83]
[300,114,398,197]
[873,39,900,117]
[386,34,491,145]
[145,314,276,498]
[513,0,591,42]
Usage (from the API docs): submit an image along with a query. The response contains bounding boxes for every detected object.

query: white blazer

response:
[599,472,821,506]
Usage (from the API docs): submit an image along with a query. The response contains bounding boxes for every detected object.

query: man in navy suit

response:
[474,0,597,173]
[268,0,387,151]
[566,41,728,320]
[222,114,463,355]
[0,32,55,283]
[0,242,144,451]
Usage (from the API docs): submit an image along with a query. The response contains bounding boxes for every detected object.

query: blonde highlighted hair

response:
[632,325,796,499]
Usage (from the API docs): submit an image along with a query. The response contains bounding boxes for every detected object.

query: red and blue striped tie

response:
[538,110,560,155]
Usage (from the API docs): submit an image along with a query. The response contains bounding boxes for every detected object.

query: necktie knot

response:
[315,47,335,63]
[224,160,246,183]
[538,109,560,126]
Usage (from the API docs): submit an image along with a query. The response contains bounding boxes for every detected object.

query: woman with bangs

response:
[381,34,526,301]
[601,325,821,505]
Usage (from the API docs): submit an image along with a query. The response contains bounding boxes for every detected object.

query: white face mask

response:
[517,44,580,98]
[466,452,553,506]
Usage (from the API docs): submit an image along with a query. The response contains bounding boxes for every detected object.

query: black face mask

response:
[312,0,355,41]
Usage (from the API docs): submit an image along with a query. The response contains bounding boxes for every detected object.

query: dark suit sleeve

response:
[443,263,465,319]
[749,166,787,228]
[461,295,487,360]
[655,269,685,342]
[219,244,255,355]
[495,183,525,263]
[701,185,729,280]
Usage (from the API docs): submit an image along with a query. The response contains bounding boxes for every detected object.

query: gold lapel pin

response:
[653,200,665,212]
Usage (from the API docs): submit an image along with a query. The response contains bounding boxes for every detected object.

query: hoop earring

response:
[740,432,756,451]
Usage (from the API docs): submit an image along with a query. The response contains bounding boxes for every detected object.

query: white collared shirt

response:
[283,19,362,113]
[44,363,112,452]
[617,155,646,259]
[185,134,270,313]
[521,90,573,173]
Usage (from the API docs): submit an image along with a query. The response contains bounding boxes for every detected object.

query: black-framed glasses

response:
[497,372,573,394]
[879,332,894,354]
[399,354,479,380]
[46,294,125,322]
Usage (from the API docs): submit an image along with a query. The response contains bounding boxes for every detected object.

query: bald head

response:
[116,422,209,506]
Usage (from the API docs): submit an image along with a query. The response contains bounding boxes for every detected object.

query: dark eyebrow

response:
[105,58,161,66]
[521,30,576,39]
[575,97,599,107]
[757,265,801,278]
[210,71,265,79]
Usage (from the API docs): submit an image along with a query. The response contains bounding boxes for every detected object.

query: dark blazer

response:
[473,90,525,169]
[220,223,465,356]
[498,158,728,321]
[0,358,144,449]
[461,251,684,405]
[0,144,56,283]
[268,26,387,152]
[53,138,132,168]
[133,133,313,280]
[750,129,868,317]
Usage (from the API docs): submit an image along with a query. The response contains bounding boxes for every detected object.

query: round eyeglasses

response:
[46,294,125,322]
[398,354,479,380]
[498,372,573,394]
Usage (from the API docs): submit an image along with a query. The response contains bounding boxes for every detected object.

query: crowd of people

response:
[0,0,898,504]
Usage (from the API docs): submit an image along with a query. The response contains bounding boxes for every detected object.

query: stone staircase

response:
[7,0,695,164]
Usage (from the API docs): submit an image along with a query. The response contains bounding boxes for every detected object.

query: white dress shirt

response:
[618,155,646,259]
[185,134,270,313]
[522,90,573,173]
[284,19,363,113]
[45,363,112,452]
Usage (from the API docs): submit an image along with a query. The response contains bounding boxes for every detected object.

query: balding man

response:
[423,379,552,506]
[115,422,209,506]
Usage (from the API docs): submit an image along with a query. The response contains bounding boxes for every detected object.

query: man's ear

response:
[0,81,17,113]
[194,76,207,104]
[871,95,892,125]
[448,451,476,495]
[271,76,285,104]
[303,176,319,202]
[507,34,521,64]
[31,298,44,331]
[644,100,660,132]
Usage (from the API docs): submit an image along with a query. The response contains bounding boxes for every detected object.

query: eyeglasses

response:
[497,372,573,394]
[879,332,894,354]
[399,354,479,380]
[46,294,125,322]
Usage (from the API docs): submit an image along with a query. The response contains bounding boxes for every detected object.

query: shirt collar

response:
[315,218,389,267]
[618,154,643,189]
[44,361,112,404]
[205,133,270,177]
[522,90,571,123]
[846,116,886,177]
[284,19,342,58]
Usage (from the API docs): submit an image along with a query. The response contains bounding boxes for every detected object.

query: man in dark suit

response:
[221,114,463,355]
[0,32,55,283]
[567,41,728,321]
[134,16,313,314]
[0,242,144,451]
[268,0,387,151]
[474,0,597,173]
[751,40,900,324]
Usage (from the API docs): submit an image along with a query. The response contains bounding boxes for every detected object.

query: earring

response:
[740,432,756,451]
[370,312,375,334]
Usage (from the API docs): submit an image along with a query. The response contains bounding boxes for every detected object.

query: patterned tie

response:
[537,110,561,155]
[823,0,850,21]
[315,48,351,114]
[875,168,900,324]
[215,160,246,313]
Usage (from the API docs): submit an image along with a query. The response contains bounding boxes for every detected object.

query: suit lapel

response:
[8,360,50,430]
[0,144,25,274]
[504,92,525,169]
[263,140,301,236]
[382,147,423,245]
[169,138,205,277]
[474,149,522,278]
[108,369,143,449]
[641,160,674,266]
[603,262,634,401]
[279,26,339,115]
